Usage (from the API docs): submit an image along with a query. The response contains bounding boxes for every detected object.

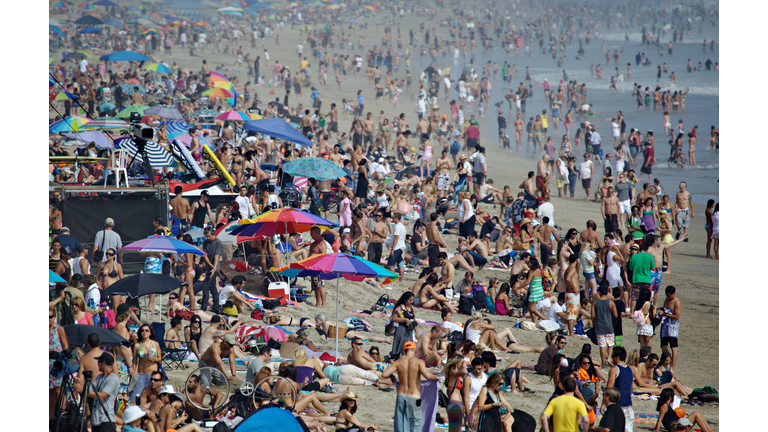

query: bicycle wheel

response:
[251,376,296,409]
[184,366,233,412]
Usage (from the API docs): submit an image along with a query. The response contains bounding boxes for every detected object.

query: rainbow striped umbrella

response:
[49,116,91,133]
[142,28,159,35]
[274,252,399,355]
[52,1,70,7]
[54,92,79,101]
[78,1,95,9]
[120,235,206,255]
[81,118,130,130]
[145,63,171,74]
[202,87,234,98]
[230,208,338,238]
[215,110,253,121]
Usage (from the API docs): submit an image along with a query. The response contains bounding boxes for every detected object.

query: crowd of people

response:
[49,1,719,432]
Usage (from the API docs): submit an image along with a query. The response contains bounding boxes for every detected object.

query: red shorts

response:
[536,175,544,189]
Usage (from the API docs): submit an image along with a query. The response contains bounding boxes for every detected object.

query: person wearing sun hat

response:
[335,391,381,431]
[121,405,149,432]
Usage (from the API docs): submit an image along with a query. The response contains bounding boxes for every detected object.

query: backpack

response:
[372,294,390,313]
[632,309,647,326]
[348,318,367,332]
[59,292,75,327]
[447,330,465,343]
[458,294,476,315]
[451,140,461,153]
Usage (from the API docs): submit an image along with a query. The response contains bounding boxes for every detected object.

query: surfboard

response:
[170,139,206,181]
[202,144,236,186]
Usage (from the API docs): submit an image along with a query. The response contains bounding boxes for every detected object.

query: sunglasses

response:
[370,352,379,355]
[49,314,55,319]
[151,378,163,382]
[106,252,115,256]
[141,329,151,333]
[376,215,383,218]
[354,343,363,346]
[169,296,178,299]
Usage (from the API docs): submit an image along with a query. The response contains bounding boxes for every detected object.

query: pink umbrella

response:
[215,110,255,121]
[167,132,213,149]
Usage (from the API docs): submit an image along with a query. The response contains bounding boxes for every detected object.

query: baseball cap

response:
[343,227,351,234]
[536,197,545,204]
[201,190,210,197]
[378,157,385,163]
[404,341,416,350]
[116,303,135,316]
[95,352,115,366]
[159,385,176,395]
[223,334,238,345]
[62,246,73,255]
[105,217,114,225]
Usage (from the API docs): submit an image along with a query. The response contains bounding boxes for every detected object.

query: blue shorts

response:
[583,271,596,281]
[466,250,488,266]
[650,269,662,293]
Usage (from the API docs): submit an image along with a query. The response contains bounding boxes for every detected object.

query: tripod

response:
[125,137,156,186]
[51,371,117,432]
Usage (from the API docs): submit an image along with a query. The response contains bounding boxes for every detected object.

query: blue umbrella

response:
[94,0,117,5]
[50,270,66,284]
[100,51,151,62]
[78,27,101,34]
[75,15,103,25]
[49,76,56,86]
[145,105,184,120]
[103,19,124,28]
[63,130,113,148]
[120,235,206,255]
[244,118,314,147]
[159,120,192,136]
[99,102,116,112]
[49,25,66,38]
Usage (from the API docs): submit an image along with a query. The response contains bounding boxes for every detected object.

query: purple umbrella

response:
[64,130,113,149]
[120,235,206,255]
[144,105,184,120]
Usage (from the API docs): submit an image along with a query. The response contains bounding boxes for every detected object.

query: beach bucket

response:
[327,325,348,339]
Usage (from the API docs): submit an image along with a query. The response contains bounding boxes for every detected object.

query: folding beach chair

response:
[151,322,189,370]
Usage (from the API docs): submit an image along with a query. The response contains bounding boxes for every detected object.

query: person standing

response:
[84,353,120,432]
[594,387,626,432]
[605,346,634,432]
[457,191,476,239]
[387,214,407,278]
[659,286,681,371]
[580,153,594,200]
[592,285,618,368]
[93,218,122,264]
[673,182,693,241]
[381,341,439,432]
[541,377,589,432]
[472,146,487,196]
[199,228,223,313]
[640,141,655,183]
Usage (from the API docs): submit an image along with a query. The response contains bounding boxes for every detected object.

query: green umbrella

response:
[116,104,150,119]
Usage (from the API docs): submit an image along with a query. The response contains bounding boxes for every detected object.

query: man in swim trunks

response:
[434,149,452,199]
[646,233,686,303]
[601,186,620,235]
[381,341,439,432]
[426,213,447,269]
[415,325,447,367]
[169,186,191,235]
[347,337,391,378]
[564,254,580,337]
[674,182,693,241]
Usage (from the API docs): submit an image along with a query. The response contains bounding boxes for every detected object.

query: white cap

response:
[159,385,175,395]
[378,157,384,163]
[560,358,569,367]
[343,228,351,234]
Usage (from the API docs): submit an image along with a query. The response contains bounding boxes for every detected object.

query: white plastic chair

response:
[104,149,129,188]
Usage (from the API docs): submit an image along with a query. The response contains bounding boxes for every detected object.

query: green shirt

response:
[630,252,654,284]
[502,65,509,76]
[627,216,644,240]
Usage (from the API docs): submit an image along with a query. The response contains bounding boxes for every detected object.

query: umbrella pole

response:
[335,278,339,359]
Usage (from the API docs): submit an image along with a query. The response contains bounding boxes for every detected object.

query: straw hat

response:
[432,104,439,110]
[521,218,532,225]
[340,391,359,403]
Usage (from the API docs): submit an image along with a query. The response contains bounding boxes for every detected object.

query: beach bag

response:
[372,294,390,313]
[458,295,475,315]
[59,292,75,327]
[512,236,525,251]
[250,309,265,320]
[465,398,481,429]
[384,318,397,336]
[447,330,465,343]
[93,230,106,262]
[99,306,117,330]
[451,140,461,153]
[438,389,449,408]
[348,318,367,332]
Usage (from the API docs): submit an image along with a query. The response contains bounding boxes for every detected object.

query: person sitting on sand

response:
[314,314,393,344]
[627,351,692,397]
[335,391,380,432]
[346,337,392,381]
[654,388,714,432]
[292,348,331,389]
[416,272,458,312]
[415,325,448,367]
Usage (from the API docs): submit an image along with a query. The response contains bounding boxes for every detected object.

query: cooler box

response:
[267,281,290,299]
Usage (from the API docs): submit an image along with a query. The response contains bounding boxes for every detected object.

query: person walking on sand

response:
[673,182,693,241]
[592,285,618,369]
[658,286,681,371]
[541,377,590,432]
[381,341,439,432]
[605,346,634,432]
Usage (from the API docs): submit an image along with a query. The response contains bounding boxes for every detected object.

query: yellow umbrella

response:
[441,67,451,75]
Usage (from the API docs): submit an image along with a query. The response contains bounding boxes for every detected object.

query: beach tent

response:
[243,118,314,147]
[103,19,124,28]
[233,407,311,432]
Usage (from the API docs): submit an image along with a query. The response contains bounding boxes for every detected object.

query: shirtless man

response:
[301,110,313,137]
[415,325,447,367]
[674,182,693,241]
[462,231,489,270]
[564,254,580,336]
[426,213,447,268]
[139,370,165,410]
[496,226,515,254]
[329,144,343,167]
[189,128,203,167]
[395,130,411,164]
[369,210,388,266]
[165,317,185,350]
[435,252,455,291]
[510,251,531,278]
[416,114,429,136]
[536,155,550,191]
[170,186,192,235]
[601,186,621,236]
[198,315,242,355]
[185,374,225,421]
[434,151,452,199]
[78,333,104,377]
[347,337,392,382]
[519,171,538,208]
[537,217,558,264]
[309,226,328,307]
[326,103,339,139]
[647,234,686,303]
[635,183,658,207]
[381,341,439,432]
[363,112,376,147]
[579,220,603,250]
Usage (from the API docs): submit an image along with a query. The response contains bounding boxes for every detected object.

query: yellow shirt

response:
[300,59,309,71]
[541,115,549,129]
[542,394,588,432]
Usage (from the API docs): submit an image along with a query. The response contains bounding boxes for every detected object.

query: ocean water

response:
[436,24,719,204]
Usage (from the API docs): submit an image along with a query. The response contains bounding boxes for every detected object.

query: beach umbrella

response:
[114,137,176,167]
[82,118,130,130]
[145,105,184,120]
[190,108,220,118]
[94,0,117,5]
[78,2,95,10]
[213,221,249,245]
[120,235,206,255]
[218,6,243,12]
[243,117,314,147]
[74,15,102,25]
[49,116,91,133]
[166,132,213,149]
[54,92,80,101]
[50,25,66,38]
[283,157,346,181]
[102,273,186,298]
[52,1,70,7]
[230,208,338,238]
[49,76,56,86]
[115,104,150,118]
[137,18,154,26]
[100,51,151,62]
[78,27,101,34]
[202,87,234,98]
[103,19,124,28]
[63,130,113,148]
[142,28,159,35]
[274,253,399,356]
[63,325,128,348]
[215,110,254,121]
[49,269,66,284]
[193,22,209,27]
[158,120,192,136]
[98,102,116,112]
[145,63,171,73]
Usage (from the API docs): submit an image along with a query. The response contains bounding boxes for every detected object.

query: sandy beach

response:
[50,1,719,429]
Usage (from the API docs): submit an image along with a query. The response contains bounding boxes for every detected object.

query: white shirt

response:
[393,222,406,251]
[297,43,303,53]
[591,131,602,145]
[611,122,620,137]
[85,283,101,309]
[442,320,462,334]
[457,109,464,125]
[416,99,426,112]
[536,202,555,226]
[580,160,593,180]
[234,195,251,219]
[547,301,567,329]
[468,372,488,408]
[219,284,236,306]
[79,59,88,73]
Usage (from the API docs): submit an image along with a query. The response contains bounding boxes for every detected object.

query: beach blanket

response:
[594,412,659,425]
[234,325,266,345]
[351,310,390,318]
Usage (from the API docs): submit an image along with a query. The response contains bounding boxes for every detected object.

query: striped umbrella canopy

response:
[49,116,91,133]
[78,2,95,9]
[115,104,150,118]
[63,130,113,148]
[145,105,184,120]
[166,132,213,149]
[54,92,79,101]
[230,208,338,239]
[142,28,160,35]
[52,1,70,7]
[120,235,206,255]
[145,63,171,73]
[114,137,175,167]
[215,110,254,121]
[283,157,346,181]
[202,87,234,98]
[190,108,219,118]
[82,118,130,130]
[159,120,193,135]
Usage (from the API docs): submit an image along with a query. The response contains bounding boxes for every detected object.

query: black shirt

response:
[598,404,626,432]
[411,232,424,254]
[497,115,507,129]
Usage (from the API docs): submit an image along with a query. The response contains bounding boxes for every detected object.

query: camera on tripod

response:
[50,347,80,379]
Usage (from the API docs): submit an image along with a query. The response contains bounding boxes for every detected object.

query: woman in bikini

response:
[176,234,197,310]
[273,365,341,422]
[231,147,245,188]
[380,118,392,151]
[184,314,203,360]
[130,324,162,404]
[96,248,124,309]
